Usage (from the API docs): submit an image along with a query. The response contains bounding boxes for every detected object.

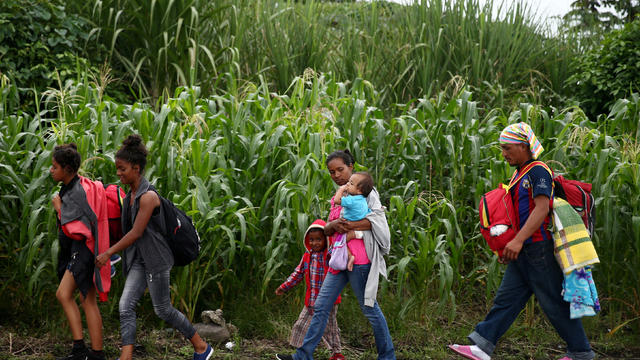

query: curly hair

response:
[52,143,81,173]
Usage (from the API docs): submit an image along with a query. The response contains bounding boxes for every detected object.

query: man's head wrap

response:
[499,122,544,159]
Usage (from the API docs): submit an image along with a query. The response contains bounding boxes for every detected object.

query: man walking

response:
[449,122,595,360]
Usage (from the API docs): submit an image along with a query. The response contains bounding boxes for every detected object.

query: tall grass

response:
[83,0,234,103]
[1,72,638,334]
[243,0,579,106]
[76,0,579,108]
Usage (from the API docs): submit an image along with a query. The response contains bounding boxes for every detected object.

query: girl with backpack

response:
[51,143,109,360]
[95,134,213,360]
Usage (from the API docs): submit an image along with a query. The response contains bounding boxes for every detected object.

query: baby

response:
[333,171,374,271]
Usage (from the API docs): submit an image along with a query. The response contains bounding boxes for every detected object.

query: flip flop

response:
[448,344,485,360]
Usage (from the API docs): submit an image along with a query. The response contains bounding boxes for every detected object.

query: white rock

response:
[201,309,225,326]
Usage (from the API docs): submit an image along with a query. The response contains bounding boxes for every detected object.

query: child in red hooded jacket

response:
[275,219,345,360]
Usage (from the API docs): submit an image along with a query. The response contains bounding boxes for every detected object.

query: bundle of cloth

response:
[552,198,600,319]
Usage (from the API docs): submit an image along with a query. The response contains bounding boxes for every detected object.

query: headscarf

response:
[499,122,544,159]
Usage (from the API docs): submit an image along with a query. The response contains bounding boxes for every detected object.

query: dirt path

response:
[0,327,367,360]
[1,324,638,359]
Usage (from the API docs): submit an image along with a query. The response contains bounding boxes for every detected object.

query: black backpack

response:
[150,186,201,266]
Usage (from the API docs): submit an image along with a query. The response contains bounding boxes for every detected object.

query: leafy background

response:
[1,0,639,358]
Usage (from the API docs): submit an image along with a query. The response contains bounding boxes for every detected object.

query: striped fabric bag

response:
[552,198,599,274]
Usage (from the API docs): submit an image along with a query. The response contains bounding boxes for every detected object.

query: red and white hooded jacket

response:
[278,219,341,307]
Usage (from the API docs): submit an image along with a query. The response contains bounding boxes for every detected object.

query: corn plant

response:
[2,71,639,334]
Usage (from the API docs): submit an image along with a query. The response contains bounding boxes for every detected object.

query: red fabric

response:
[478,186,519,257]
[553,175,594,231]
[105,184,125,246]
[59,176,111,301]
[105,184,125,219]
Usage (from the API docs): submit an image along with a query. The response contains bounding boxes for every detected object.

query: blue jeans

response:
[119,260,196,345]
[293,264,395,360]
[469,240,595,360]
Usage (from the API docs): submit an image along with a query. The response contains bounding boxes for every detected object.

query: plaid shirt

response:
[279,252,327,307]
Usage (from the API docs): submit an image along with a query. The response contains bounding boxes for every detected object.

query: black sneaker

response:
[275,354,294,360]
[87,350,106,360]
[56,348,88,360]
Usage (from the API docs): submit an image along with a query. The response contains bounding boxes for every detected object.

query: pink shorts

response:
[347,238,370,265]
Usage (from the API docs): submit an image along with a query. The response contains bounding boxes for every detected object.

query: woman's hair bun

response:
[68,143,78,150]
[343,149,354,163]
[116,134,148,172]
[123,134,143,147]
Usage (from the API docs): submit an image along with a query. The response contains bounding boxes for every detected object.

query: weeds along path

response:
[0,313,638,359]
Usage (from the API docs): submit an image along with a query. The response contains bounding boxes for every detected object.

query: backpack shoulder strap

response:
[117,185,124,209]
[507,161,552,189]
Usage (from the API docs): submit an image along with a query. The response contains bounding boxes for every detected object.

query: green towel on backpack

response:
[552,198,599,274]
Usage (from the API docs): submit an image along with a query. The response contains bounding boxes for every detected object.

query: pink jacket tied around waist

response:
[58,176,111,301]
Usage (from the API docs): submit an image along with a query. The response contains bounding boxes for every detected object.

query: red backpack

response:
[104,184,126,246]
[479,162,596,256]
[553,176,595,236]
[479,161,552,256]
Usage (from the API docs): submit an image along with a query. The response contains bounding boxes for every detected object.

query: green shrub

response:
[233,0,579,108]
[0,0,99,112]
[566,19,640,117]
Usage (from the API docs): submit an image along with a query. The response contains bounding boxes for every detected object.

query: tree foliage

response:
[565,0,640,32]
[0,0,97,111]
[566,19,640,117]
[564,0,619,32]
[603,0,640,23]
